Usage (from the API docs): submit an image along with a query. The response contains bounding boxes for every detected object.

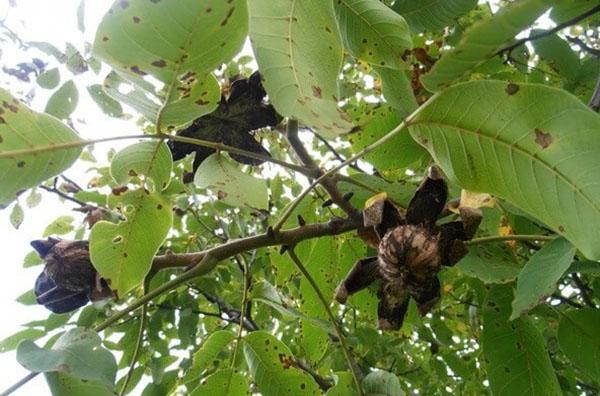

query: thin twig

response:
[496,5,600,56]
[588,71,600,112]
[565,36,600,57]
[550,293,584,309]
[118,283,148,396]
[310,129,365,173]
[286,120,359,218]
[570,273,597,309]
[38,184,88,207]
[466,234,555,245]
[288,249,364,396]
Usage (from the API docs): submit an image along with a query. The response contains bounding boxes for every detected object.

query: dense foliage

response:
[1,0,599,395]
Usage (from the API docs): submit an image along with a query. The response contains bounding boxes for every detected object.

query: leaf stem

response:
[466,234,556,245]
[287,249,364,396]
[118,282,148,396]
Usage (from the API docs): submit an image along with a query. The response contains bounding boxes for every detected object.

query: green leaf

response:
[420,0,553,92]
[243,331,320,396]
[0,89,82,208]
[102,70,159,121]
[334,0,412,70]
[456,244,521,284]
[482,285,561,396]
[87,84,123,117]
[23,250,44,268]
[557,309,600,381]
[194,153,268,210]
[326,372,358,396]
[89,189,172,296]
[0,328,45,353]
[43,215,75,236]
[26,189,42,208]
[347,105,427,171]
[45,372,115,396]
[248,0,353,138]
[409,80,600,260]
[511,237,575,319]
[93,0,242,129]
[392,0,477,32]
[192,330,235,374]
[110,141,173,191]
[531,30,580,80]
[190,368,248,396]
[37,68,60,89]
[65,43,88,75]
[362,370,405,396]
[16,289,37,306]
[550,0,598,23]
[17,328,117,386]
[10,202,24,229]
[45,80,79,119]
[375,67,418,117]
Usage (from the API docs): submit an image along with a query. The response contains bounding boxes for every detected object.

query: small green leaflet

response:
[557,309,600,382]
[194,153,268,210]
[110,141,173,191]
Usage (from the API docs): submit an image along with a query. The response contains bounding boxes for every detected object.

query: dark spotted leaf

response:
[93,0,245,129]
[89,189,172,296]
[243,331,320,396]
[190,368,249,396]
[110,141,173,191]
[409,80,600,260]
[0,89,82,208]
[248,0,353,137]
[334,0,412,70]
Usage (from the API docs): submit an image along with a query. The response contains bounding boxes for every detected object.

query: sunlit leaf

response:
[420,0,553,91]
[334,0,412,70]
[409,80,600,260]
[248,0,353,138]
[190,368,248,396]
[392,0,477,32]
[87,84,123,117]
[45,372,115,396]
[362,370,405,396]
[191,330,235,374]
[0,328,45,353]
[89,189,172,296]
[45,80,79,119]
[37,68,60,89]
[110,141,172,190]
[0,89,82,208]
[93,0,242,129]
[194,153,268,210]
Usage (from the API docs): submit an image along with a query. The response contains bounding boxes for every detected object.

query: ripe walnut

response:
[335,166,482,330]
[31,238,113,313]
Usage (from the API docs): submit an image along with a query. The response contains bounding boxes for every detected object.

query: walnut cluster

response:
[335,166,481,330]
[32,238,113,313]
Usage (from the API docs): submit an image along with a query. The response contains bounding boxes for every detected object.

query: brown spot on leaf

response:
[157,204,163,210]
[506,83,519,95]
[112,186,128,195]
[325,26,331,32]
[112,236,123,243]
[534,128,552,149]
[123,252,128,258]
[102,36,109,42]
[17,161,25,168]
[151,59,166,68]
[558,225,565,232]
[132,16,141,23]
[221,7,235,26]
[311,85,322,98]
[205,7,212,13]
[128,169,138,177]
[217,190,228,200]
[195,99,209,106]
[130,66,147,76]
[0,117,5,124]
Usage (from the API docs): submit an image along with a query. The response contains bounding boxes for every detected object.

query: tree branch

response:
[286,120,359,218]
[570,273,597,309]
[588,71,600,112]
[565,35,600,57]
[466,234,556,245]
[496,5,600,56]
